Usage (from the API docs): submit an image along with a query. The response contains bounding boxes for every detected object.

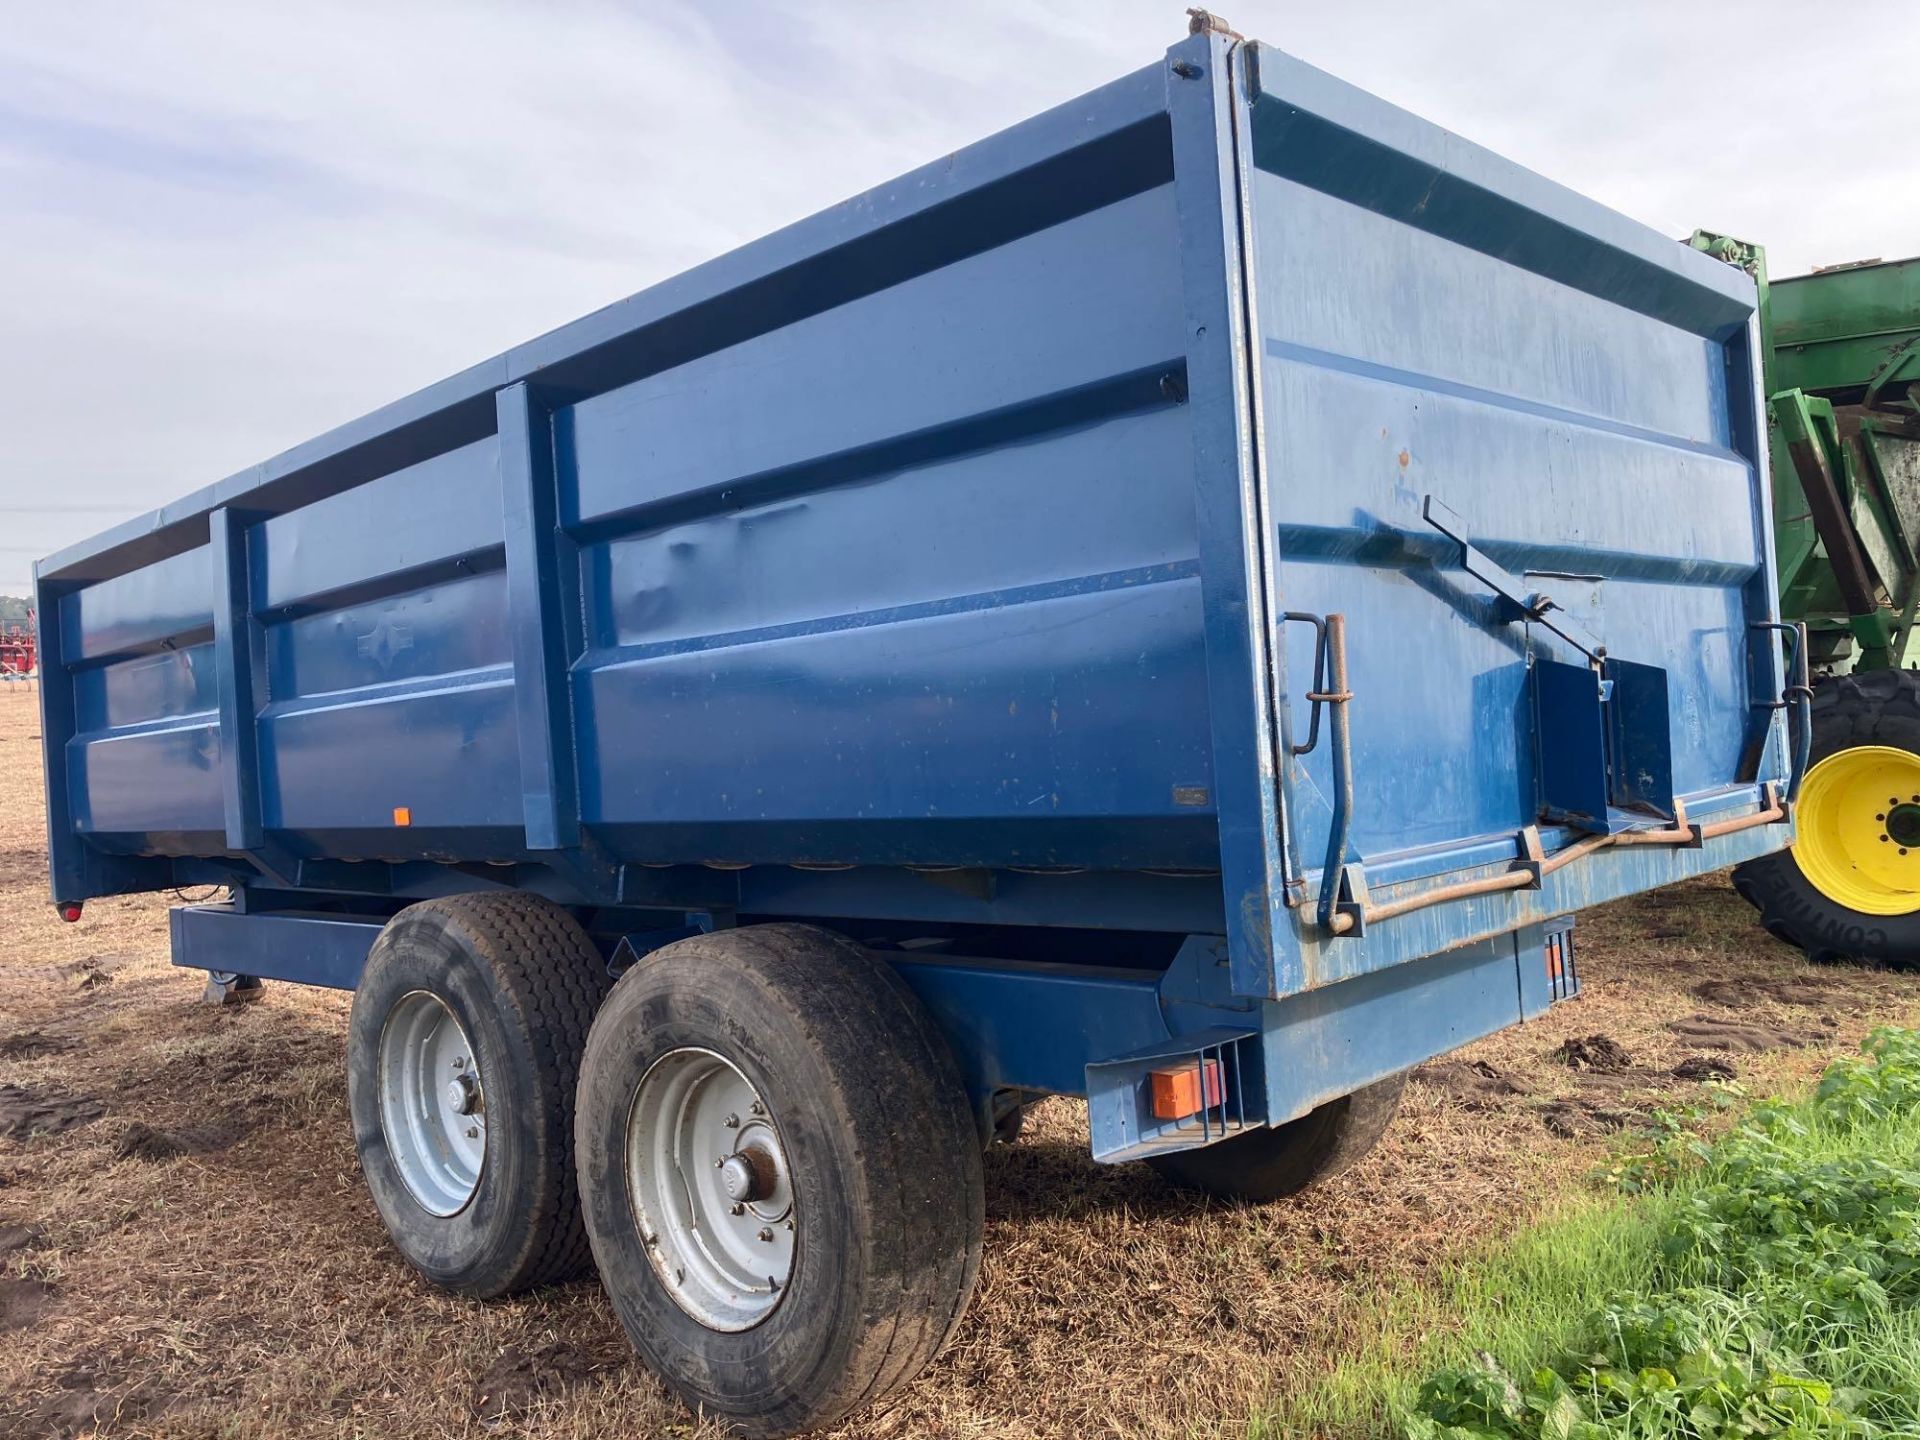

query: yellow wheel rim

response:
[1792,744,1920,916]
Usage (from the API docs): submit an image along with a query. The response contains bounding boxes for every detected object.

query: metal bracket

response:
[202,970,264,1006]
[1328,863,1369,936]
[1514,825,1547,886]
[1865,334,1920,414]
[1773,392,1884,635]
[1423,496,1605,661]
[1185,7,1243,38]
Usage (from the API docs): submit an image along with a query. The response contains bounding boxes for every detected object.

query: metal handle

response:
[1280,612,1338,757]
[1751,620,1813,801]
[1280,611,1360,931]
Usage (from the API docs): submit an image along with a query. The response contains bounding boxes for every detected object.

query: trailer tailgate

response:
[1226,44,1787,993]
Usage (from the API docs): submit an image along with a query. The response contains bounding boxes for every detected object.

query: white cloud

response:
[1,0,1914,592]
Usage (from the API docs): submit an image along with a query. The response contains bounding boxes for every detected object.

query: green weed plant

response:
[1403,1028,1920,1440]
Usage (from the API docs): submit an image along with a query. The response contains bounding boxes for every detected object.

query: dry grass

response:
[0,686,1916,1439]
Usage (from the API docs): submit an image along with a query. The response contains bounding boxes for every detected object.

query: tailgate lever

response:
[1422,495,1604,662]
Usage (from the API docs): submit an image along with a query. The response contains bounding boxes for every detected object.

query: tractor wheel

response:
[1733,669,1920,967]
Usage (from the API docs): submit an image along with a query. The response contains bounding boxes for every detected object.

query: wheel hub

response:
[1885,802,1920,850]
[377,991,486,1217]
[717,1143,780,1205]
[444,1073,482,1117]
[624,1048,795,1332]
[1791,744,1920,916]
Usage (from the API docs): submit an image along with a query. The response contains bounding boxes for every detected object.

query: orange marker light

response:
[392,806,412,827]
[1148,1058,1224,1121]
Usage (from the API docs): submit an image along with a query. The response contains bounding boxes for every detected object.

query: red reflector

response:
[57,902,83,923]
[1149,1058,1224,1121]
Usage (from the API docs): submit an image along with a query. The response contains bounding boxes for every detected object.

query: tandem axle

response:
[170,897,1578,1163]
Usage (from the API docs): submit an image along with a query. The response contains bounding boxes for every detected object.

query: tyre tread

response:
[359,892,608,1294]
[575,922,983,1436]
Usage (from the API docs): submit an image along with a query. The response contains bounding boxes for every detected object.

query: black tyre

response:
[1733,669,1920,968]
[575,923,983,1438]
[1147,1074,1405,1203]
[346,892,609,1298]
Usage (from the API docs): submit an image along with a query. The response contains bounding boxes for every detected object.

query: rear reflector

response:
[1148,1058,1224,1120]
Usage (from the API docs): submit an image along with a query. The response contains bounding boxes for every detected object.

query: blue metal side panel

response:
[245,436,517,856]
[261,570,509,701]
[1220,43,1786,996]
[580,406,1193,655]
[564,181,1213,869]
[259,675,520,840]
[72,643,219,731]
[578,575,1213,867]
[40,59,1198,909]
[562,187,1182,527]
[62,544,225,853]
[69,722,224,847]
[253,438,502,613]
[60,545,213,662]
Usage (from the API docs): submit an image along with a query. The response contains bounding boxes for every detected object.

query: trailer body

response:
[41,33,1792,1160]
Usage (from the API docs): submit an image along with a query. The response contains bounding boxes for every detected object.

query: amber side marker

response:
[392,807,412,827]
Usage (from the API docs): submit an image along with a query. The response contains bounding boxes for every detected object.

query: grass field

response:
[1285,1027,1920,1438]
[1,685,1916,1439]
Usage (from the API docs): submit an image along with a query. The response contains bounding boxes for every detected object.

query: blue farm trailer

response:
[37,18,1797,1437]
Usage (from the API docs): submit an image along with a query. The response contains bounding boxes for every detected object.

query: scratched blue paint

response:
[43,30,1792,1144]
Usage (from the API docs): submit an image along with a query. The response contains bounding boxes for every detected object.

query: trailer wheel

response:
[574,923,983,1438]
[1733,670,1920,968]
[346,893,608,1298]
[1146,1074,1405,1203]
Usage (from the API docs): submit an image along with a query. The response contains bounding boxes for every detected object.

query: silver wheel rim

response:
[625,1047,795,1331]
[377,990,486,1217]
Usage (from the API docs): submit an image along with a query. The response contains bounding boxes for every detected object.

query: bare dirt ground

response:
[1,688,1915,1439]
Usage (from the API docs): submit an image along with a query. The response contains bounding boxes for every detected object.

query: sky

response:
[2,0,1916,597]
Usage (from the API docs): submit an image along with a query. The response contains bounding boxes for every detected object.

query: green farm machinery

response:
[1694,235,1920,963]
